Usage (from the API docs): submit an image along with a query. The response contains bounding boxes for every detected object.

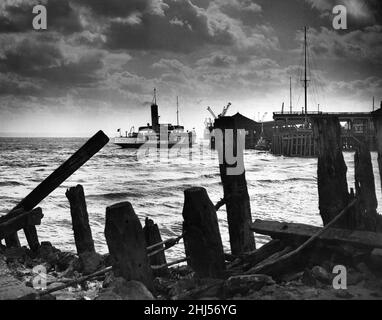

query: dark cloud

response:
[74,0,151,18]
[105,0,238,52]
[0,0,381,136]
[0,36,105,97]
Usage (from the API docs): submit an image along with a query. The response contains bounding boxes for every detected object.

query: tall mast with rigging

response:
[303,26,309,115]
[176,96,179,126]
[290,76,292,113]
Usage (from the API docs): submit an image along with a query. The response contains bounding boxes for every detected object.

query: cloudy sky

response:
[0,0,381,137]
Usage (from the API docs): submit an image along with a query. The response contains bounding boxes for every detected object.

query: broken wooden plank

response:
[245,246,294,276]
[0,208,43,240]
[240,239,285,266]
[248,199,358,276]
[4,131,109,247]
[251,217,382,250]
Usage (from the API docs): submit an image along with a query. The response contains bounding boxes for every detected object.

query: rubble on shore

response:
[2,239,382,300]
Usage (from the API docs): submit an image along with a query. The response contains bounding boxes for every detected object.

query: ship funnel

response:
[151,103,159,132]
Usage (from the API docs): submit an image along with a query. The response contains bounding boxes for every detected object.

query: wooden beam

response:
[3,131,109,247]
[0,208,43,240]
[251,216,382,249]
[14,131,109,212]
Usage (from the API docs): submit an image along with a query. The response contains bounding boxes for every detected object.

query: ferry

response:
[113,90,196,149]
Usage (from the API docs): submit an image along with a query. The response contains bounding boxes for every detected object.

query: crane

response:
[220,102,231,117]
[206,102,232,119]
[207,106,217,119]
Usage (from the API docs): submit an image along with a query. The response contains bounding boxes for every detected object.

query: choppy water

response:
[1,137,382,261]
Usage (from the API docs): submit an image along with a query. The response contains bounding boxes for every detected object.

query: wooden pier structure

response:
[271,111,377,157]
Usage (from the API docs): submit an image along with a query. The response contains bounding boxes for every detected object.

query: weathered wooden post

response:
[4,130,109,248]
[182,187,226,278]
[105,202,153,292]
[0,208,43,250]
[214,117,256,255]
[312,116,351,228]
[143,218,168,277]
[354,143,378,231]
[65,184,95,254]
[372,105,382,193]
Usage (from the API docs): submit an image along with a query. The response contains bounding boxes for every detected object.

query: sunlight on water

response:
[0,137,381,261]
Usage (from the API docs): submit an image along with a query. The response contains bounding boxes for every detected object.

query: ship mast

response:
[303,26,309,115]
[290,76,292,113]
[176,96,179,126]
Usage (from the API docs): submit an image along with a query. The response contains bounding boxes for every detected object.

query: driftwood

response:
[4,130,109,248]
[38,266,113,297]
[65,185,95,255]
[104,202,153,292]
[182,187,226,279]
[146,234,183,252]
[247,199,358,276]
[239,239,284,266]
[214,117,256,255]
[151,257,189,270]
[0,208,43,242]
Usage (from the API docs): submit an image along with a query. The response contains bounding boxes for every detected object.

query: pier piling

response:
[312,116,351,228]
[105,202,153,291]
[182,187,226,278]
[354,143,378,231]
[214,117,256,255]
[143,218,169,277]
[372,106,382,195]
[65,184,96,255]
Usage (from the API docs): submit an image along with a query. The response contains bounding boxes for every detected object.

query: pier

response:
[271,111,378,157]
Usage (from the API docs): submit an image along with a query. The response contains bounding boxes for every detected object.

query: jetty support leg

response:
[143,218,169,277]
[214,117,255,255]
[105,202,153,292]
[182,187,226,279]
[312,116,351,228]
[66,185,95,255]
[354,143,378,231]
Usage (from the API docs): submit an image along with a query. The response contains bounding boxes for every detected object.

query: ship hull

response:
[113,137,195,149]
